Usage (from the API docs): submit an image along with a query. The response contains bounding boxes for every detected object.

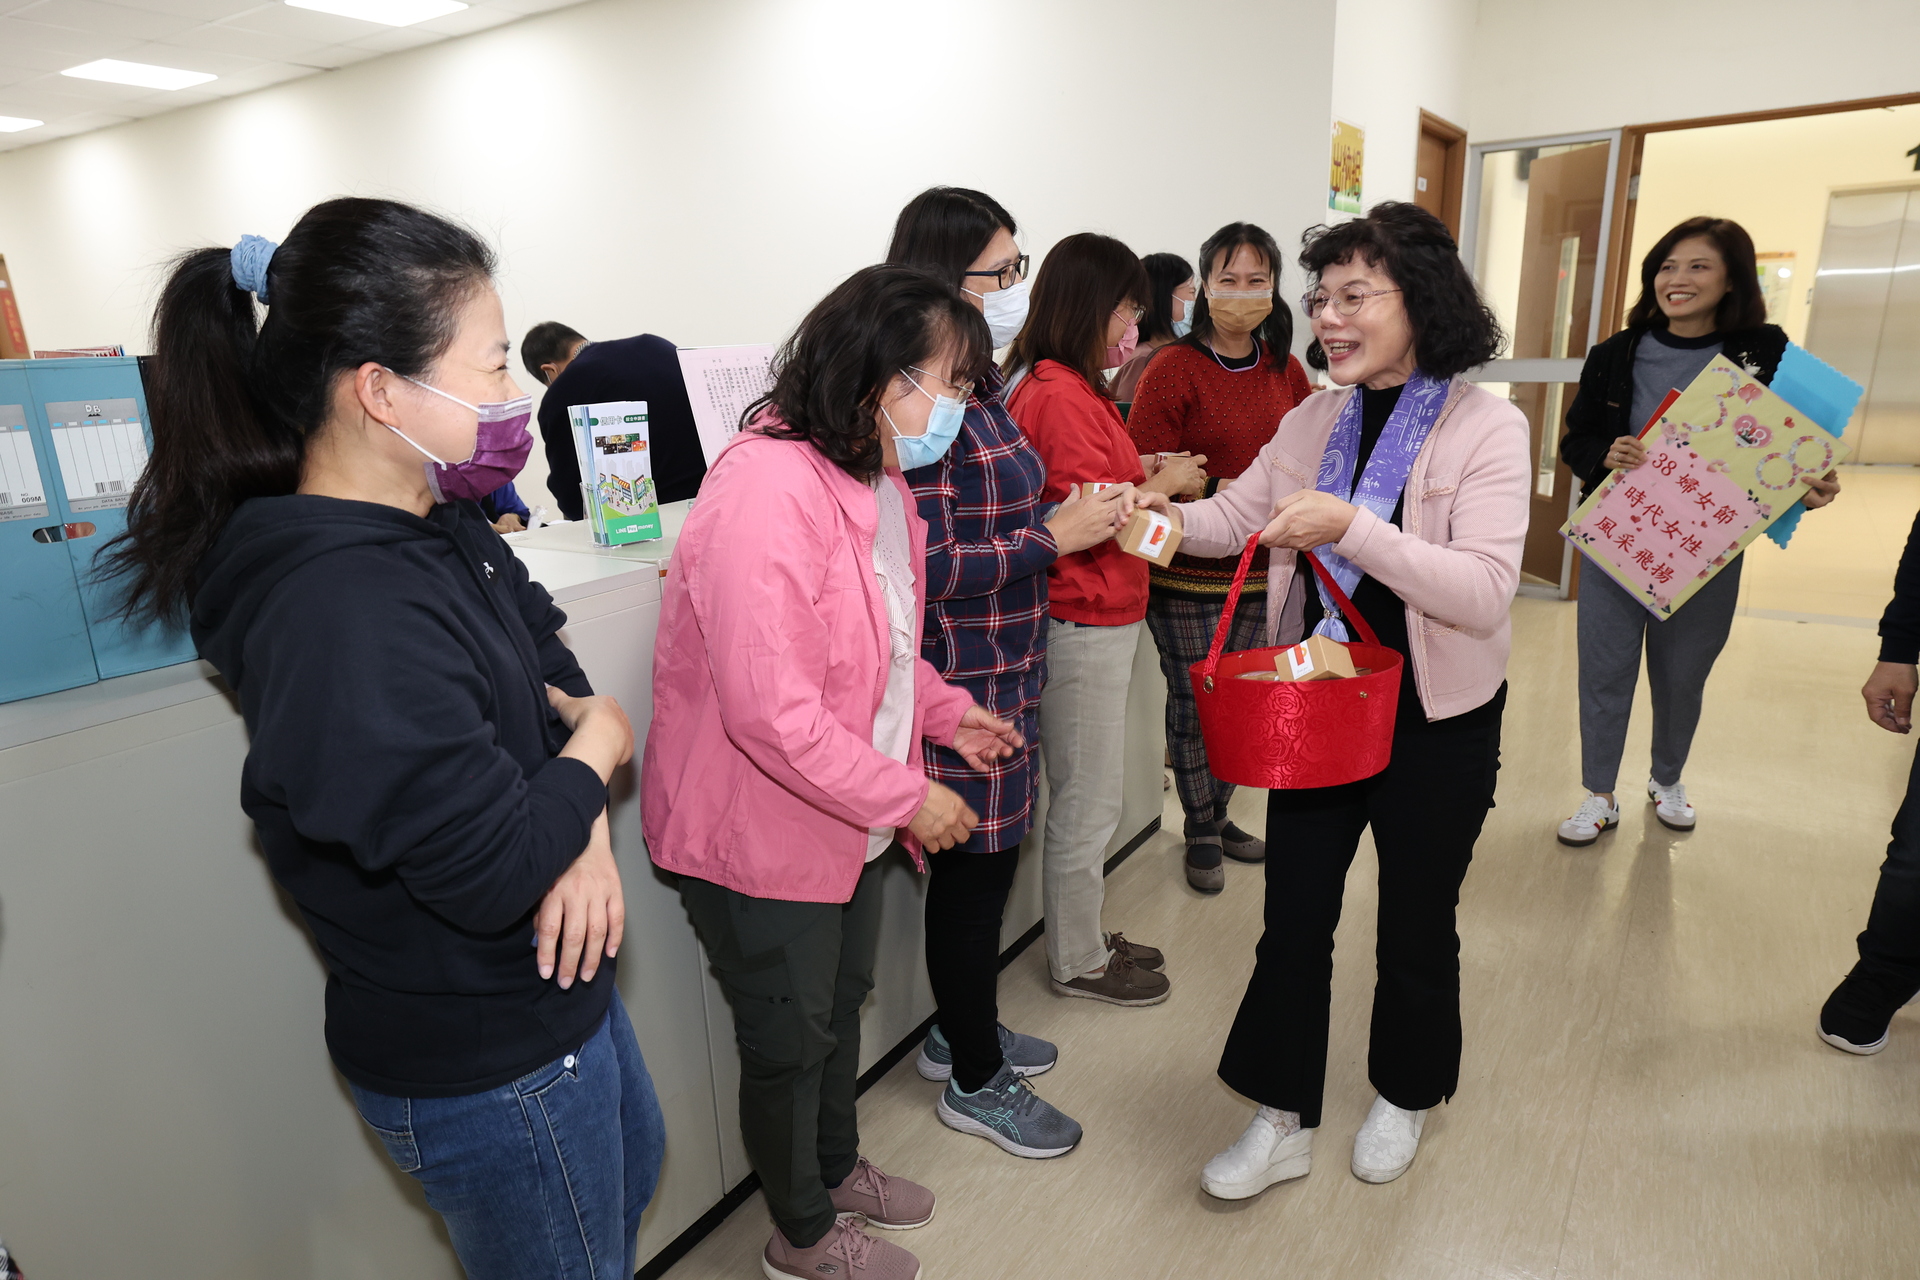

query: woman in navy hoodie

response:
[104,197,663,1278]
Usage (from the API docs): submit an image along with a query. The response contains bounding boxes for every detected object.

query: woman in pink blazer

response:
[1150,204,1529,1199]
[642,265,1022,1280]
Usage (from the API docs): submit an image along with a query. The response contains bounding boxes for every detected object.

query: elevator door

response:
[1805,188,1920,463]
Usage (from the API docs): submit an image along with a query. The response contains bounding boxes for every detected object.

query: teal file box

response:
[0,357,198,702]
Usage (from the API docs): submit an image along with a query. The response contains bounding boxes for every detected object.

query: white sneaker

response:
[1648,779,1695,831]
[1200,1106,1314,1199]
[1351,1094,1426,1184]
[1557,793,1620,847]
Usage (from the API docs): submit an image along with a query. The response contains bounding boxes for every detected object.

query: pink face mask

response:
[385,372,535,504]
[1104,312,1140,370]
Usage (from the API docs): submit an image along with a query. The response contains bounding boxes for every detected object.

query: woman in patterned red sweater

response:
[1129,222,1315,893]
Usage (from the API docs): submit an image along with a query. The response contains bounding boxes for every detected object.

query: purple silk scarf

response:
[1309,371,1451,639]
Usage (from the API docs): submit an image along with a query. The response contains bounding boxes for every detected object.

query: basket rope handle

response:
[1200,535,1379,688]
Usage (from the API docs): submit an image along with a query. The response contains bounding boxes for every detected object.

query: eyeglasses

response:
[907,366,974,403]
[1113,305,1145,324]
[961,254,1030,292]
[1301,286,1402,318]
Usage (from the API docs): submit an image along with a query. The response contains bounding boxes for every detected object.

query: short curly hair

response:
[1298,202,1504,379]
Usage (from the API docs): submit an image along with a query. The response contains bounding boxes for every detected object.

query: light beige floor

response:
[666,466,1920,1280]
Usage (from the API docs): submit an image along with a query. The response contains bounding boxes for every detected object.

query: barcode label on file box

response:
[0,405,50,523]
[46,398,147,512]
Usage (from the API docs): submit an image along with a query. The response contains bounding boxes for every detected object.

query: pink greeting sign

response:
[1561,355,1846,617]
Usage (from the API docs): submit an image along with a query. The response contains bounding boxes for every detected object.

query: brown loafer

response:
[1051,949,1171,1006]
[1105,930,1165,971]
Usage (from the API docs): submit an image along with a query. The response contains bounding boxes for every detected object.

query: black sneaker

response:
[1818,964,1920,1055]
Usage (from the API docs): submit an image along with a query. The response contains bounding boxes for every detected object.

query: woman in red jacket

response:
[1129,222,1315,893]
[1005,233,1206,1007]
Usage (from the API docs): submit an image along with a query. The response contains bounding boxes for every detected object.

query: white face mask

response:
[966,275,1031,348]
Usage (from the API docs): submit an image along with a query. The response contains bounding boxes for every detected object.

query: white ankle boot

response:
[1351,1094,1426,1183]
[1200,1106,1314,1199]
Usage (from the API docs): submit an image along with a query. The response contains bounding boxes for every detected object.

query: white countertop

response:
[0,500,694,751]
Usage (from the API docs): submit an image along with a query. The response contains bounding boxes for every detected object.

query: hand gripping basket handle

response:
[1200,535,1379,688]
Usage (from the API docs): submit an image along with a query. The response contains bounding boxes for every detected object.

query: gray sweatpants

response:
[1576,555,1742,794]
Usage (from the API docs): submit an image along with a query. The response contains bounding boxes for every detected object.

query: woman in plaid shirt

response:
[887,188,1128,1158]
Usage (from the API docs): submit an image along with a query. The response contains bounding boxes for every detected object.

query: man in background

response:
[523,322,708,520]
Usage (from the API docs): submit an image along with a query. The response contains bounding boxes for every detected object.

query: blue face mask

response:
[885,367,967,470]
[1170,291,1196,338]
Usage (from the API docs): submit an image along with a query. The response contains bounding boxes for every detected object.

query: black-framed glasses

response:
[962,254,1030,292]
[1301,286,1401,318]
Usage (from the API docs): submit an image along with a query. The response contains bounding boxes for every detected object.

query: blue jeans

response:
[348,991,664,1280]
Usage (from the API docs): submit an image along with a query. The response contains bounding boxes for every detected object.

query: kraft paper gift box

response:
[1118,507,1181,565]
[1274,634,1357,682]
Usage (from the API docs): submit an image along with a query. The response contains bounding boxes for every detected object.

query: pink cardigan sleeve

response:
[915,659,973,748]
[1332,399,1530,635]
[683,459,929,832]
[1175,434,1286,559]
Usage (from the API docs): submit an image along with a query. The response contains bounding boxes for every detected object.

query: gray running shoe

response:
[936,1063,1083,1159]
[915,1022,1057,1082]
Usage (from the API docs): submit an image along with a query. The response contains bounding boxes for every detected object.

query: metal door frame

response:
[1461,129,1622,599]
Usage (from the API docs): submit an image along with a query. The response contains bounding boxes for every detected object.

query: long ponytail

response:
[104,197,496,623]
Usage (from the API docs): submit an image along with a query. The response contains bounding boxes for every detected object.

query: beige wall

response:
[1469,0,1920,142]
[1329,0,1476,213]
[1628,105,1920,345]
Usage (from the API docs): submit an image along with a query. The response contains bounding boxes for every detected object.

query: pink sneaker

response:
[828,1156,935,1229]
[763,1218,921,1280]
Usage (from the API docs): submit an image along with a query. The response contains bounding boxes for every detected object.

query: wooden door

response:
[1415,111,1466,240]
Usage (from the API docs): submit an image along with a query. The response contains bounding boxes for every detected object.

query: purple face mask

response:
[385,372,535,504]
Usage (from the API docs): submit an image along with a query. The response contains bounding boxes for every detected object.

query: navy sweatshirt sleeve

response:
[505,540,595,697]
[243,550,606,934]
[1879,508,1920,664]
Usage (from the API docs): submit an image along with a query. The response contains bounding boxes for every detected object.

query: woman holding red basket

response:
[1147,202,1528,1195]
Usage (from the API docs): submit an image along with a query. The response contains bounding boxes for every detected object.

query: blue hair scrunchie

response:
[230,234,279,304]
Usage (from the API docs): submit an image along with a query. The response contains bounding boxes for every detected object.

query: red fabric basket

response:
[1190,536,1401,789]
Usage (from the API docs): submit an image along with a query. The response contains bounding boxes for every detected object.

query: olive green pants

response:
[678,857,885,1248]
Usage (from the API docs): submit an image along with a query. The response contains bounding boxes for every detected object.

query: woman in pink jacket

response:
[642,264,1022,1280]
[1149,204,1528,1199]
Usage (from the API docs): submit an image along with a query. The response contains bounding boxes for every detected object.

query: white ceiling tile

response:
[342,23,437,52]
[409,4,513,36]
[108,0,267,20]
[7,0,203,40]
[108,38,261,74]
[0,15,145,65]
[215,2,383,43]
[150,21,328,62]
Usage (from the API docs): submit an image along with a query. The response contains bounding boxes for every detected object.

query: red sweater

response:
[1127,342,1314,596]
[1006,360,1149,626]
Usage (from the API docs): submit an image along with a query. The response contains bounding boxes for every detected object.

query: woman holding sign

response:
[1556,217,1841,847]
[1147,202,1526,1193]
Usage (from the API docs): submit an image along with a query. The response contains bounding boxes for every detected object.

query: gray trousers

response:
[1038,618,1142,981]
[1576,555,1742,794]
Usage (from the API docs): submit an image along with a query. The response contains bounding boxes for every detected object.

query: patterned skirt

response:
[923,663,1045,854]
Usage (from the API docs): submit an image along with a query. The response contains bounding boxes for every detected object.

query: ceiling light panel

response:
[61,58,218,89]
[284,0,469,27]
[0,116,45,133]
